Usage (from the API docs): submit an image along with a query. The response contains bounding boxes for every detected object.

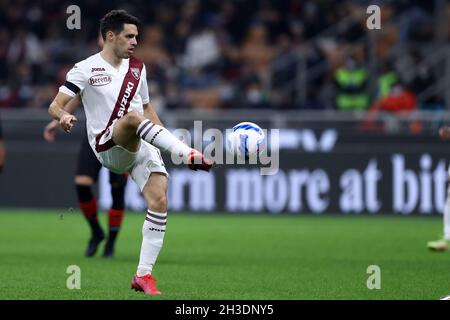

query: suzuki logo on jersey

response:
[88,74,112,86]
[117,82,134,118]
[131,67,140,80]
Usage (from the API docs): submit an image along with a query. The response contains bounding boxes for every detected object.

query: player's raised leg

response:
[103,172,127,258]
[131,172,168,295]
[112,110,212,171]
[428,176,450,251]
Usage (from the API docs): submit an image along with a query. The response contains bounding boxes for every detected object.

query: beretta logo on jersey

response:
[131,67,140,80]
[88,74,112,86]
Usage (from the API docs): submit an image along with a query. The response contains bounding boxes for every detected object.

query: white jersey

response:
[59,52,149,153]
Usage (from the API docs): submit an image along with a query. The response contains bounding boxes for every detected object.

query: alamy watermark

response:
[366,5,381,30]
[66,265,81,289]
[366,265,381,290]
[66,5,81,30]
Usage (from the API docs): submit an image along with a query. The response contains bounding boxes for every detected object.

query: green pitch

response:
[0,209,449,300]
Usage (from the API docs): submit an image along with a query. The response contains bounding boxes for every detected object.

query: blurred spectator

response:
[334,51,370,111]
[134,25,172,110]
[377,60,398,99]
[180,25,220,74]
[270,34,298,109]
[371,82,417,114]
[374,5,399,61]
[360,82,418,133]
[0,28,9,83]
[240,24,274,86]
[302,44,328,110]
[6,27,43,68]
[179,21,222,110]
[407,49,444,111]
[241,74,270,109]
[0,0,443,111]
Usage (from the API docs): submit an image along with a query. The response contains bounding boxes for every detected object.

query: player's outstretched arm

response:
[44,95,81,141]
[48,92,78,133]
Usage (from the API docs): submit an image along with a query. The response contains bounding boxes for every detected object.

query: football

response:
[227,122,265,160]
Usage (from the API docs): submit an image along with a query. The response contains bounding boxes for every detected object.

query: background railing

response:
[2,108,450,134]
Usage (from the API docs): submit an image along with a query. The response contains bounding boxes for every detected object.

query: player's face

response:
[113,24,138,59]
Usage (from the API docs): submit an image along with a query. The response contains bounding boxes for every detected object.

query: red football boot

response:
[187,150,213,172]
[131,274,161,295]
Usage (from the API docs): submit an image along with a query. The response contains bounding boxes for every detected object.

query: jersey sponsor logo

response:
[130,67,140,80]
[91,67,106,72]
[117,81,134,118]
[88,74,112,86]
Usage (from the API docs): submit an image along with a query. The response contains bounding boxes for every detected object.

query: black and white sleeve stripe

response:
[63,81,81,95]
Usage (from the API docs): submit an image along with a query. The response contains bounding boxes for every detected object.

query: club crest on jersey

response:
[131,67,140,80]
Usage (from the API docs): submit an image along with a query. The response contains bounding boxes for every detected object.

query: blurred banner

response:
[1,111,449,215]
[98,150,449,215]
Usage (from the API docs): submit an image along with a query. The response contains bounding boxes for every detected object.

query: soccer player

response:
[427,126,450,251]
[44,94,127,258]
[48,10,212,295]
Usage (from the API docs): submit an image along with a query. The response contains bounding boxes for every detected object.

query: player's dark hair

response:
[100,10,141,40]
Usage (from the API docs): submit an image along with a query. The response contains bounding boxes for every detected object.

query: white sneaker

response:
[427,239,449,251]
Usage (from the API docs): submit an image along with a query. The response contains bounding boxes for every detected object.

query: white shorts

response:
[95,141,168,191]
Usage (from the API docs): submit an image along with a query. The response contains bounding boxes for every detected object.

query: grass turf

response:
[0,209,449,300]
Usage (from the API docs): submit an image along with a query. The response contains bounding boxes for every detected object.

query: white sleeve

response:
[59,62,86,97]
[139,65,150,104]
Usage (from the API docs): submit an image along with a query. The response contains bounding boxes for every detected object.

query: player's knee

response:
[148,192,167,213]
[124,111,144,127]
[75,175,95,186]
